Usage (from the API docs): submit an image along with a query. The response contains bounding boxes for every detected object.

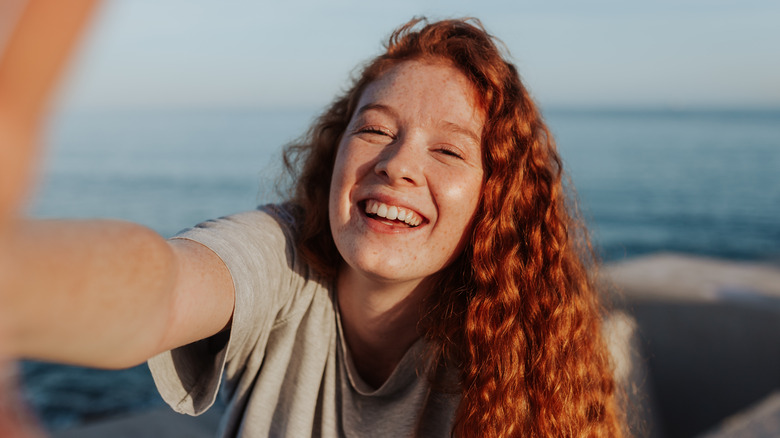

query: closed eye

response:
[356,125,394,137]
[436,146,464,160]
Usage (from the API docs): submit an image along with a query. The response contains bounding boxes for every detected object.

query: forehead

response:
[356,60,485,131]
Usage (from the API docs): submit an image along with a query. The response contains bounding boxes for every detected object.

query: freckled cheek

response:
[338,143,378,179]
[435,177,483,222]
[330,146,378,227]
[329,161,352,226]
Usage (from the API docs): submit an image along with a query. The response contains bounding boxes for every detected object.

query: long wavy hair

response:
[284,17,623,437]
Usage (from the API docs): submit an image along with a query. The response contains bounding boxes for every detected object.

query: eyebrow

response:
[355,103,399,120]
[440,120,481,147]
[355,102,482,146]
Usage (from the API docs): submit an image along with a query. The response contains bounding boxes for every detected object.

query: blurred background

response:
[6,0,779,436]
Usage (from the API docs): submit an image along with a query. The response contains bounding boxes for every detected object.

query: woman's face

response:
[329,60,485,289]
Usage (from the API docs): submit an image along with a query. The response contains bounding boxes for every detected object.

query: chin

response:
[351,257,420,283]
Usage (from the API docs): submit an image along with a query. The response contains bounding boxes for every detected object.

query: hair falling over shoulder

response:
[284,17,625,437]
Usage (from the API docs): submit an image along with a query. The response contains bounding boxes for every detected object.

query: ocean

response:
[19,107,780,430]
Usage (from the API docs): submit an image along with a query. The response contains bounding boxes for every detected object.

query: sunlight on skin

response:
[0,0,98,231]
[0,1,100,435]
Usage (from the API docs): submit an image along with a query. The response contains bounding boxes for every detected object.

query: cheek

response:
[328,143,365,224]
[443,176,483,245]
[440,172,483,217]
[431,176,483,267]
[328,147,349,223]
[329,143,378,205]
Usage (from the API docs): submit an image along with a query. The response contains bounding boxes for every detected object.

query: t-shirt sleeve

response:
[148,205,312,416]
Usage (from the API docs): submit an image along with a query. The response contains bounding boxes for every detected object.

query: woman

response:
[1,11,622,438]
[151,18,622,437]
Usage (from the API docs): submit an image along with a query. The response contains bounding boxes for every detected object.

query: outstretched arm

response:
[1,220,235,369]
[0,0,235,369]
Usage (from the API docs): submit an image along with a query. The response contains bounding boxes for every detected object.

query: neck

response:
[337,267,433,388]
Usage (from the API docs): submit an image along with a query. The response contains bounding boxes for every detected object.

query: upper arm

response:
[153,238,235,355]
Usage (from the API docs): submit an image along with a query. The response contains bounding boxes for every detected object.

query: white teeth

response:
[386,206,398,220]
[363,200,422,227]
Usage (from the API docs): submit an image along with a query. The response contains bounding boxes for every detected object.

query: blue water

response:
[19,107,780,430]
[551,109,780,262]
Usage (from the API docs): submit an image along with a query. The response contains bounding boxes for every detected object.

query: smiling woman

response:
[2,10,623,438]
[277,18,624,437]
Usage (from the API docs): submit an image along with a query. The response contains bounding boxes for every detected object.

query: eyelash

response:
[357,125,394,138]
[437,147,464,159]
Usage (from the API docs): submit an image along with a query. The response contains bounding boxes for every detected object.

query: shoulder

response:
[173,204,300,265]
[181,203,298,241]
[170,204,323,303]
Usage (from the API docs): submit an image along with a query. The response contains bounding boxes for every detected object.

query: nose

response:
[374,135,424,186]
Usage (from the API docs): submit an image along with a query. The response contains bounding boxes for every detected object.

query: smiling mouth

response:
[362,200,424,227]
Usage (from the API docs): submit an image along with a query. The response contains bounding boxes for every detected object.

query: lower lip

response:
[358,208,420,234]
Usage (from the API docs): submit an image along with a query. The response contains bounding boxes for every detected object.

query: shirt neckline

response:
[334,301,427,397]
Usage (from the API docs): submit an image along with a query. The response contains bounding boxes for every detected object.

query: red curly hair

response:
[284,17,623,438]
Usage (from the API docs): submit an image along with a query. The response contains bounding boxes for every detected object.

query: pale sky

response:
[51,0,780,111]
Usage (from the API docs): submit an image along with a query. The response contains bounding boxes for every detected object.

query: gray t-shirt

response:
[148,205,459,437]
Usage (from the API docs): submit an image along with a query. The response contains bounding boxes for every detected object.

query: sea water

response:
[19,107,780,430]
